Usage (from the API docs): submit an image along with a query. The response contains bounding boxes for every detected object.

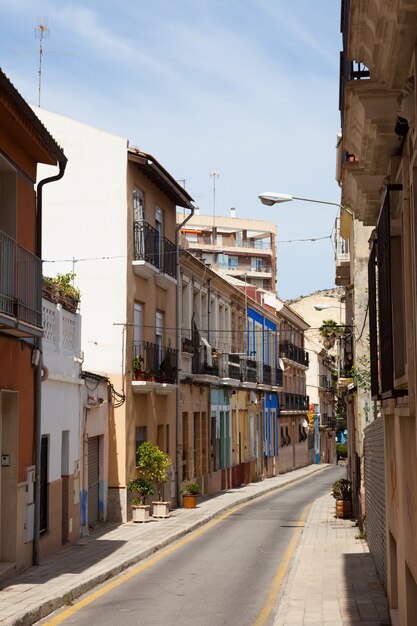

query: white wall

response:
[42,299,83,481]
[33,108,129,375]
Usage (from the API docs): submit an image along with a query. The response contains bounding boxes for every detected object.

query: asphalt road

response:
[42,465,343,626]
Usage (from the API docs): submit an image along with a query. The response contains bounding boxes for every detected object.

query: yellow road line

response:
[44,483,310,625]
[44,500,251,625]
[253,503,311,626]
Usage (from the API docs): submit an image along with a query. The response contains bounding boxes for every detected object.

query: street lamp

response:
[258,192,354,217]
[314,304,343,313]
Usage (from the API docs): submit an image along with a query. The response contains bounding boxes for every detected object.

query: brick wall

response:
[364,416,386,588]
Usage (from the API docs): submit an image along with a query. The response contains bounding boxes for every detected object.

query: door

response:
[88,437,99,527]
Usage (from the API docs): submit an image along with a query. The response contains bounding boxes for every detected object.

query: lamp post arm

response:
[292,196,354,217]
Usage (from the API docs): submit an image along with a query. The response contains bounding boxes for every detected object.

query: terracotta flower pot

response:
[182,494,197,509]
[336,500,352,519]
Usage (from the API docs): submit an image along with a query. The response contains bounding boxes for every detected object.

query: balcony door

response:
[155,207,163,270]
[133,188,145,258]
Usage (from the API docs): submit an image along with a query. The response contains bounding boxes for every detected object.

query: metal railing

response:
[334,218,350,262]
[0,229,42,328]
[133,340,177,383]
[279,341,309,367]
[319,374,331,390]
[279,393,309,412]
[133,220,176,279]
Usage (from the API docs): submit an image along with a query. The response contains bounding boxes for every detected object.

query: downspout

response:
[175,205,194,507]
[33,158,67,566]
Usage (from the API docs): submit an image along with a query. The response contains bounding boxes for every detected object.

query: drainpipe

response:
[33,158,67,566]
[175,205,195,506]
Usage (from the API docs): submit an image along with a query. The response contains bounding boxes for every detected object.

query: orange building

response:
[0,70,66,578]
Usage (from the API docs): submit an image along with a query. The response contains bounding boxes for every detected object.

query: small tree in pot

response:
[136,441,172,518]
[331,478,352,519]
[127,476,155,522]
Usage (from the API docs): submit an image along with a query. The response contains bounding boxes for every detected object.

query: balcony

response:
[133,221,176,288]
[183,344,282,389]
[0,229,42,337]
[279,341,309,368]
[319,374,332,391]
[334,218,350,286]
[339,334,353,381]
[279,393,309,413]
[132,340,177,395]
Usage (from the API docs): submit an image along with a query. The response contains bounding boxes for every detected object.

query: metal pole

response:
[175,205,195,506]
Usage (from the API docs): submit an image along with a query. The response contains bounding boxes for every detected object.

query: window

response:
[186,232,198,244]
[369,184,407,399]
[133,188,145,222]
[156,311,163,367]
[251,257,262,272]
[228,256,238,269]
[134,303,143,358]
[136,427,147,462]
[155,206,163,269]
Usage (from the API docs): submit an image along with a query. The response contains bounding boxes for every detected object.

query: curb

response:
[7,464,330,626]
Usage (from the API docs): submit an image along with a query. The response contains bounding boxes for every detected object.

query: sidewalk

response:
[273,493,389,626]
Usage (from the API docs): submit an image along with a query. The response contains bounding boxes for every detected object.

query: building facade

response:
[0,70,66,578]
[33,109,193,522]
[339,1,417,622]
[178,209,277,291]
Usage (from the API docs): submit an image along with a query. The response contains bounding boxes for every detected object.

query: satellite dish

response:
[279,358,285,371]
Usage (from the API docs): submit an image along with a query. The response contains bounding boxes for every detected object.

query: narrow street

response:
[40,467,343,626]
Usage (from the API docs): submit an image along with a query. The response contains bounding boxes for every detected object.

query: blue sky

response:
[0,0,342,300]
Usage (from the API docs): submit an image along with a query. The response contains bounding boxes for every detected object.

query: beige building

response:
[179,251,284,495]
[339,1,417,622]
[33,109,194,522]
[178,209,277,291]
[290,289,343,465]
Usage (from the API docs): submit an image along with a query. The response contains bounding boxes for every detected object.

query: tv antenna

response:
[35,17,50,107]
[210,171,219,245]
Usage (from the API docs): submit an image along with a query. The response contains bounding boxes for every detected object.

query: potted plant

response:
[45,273,81,313]
[133,355,145,380]
[331,478,352,518]
[136,441,172,518]
[319,320,346,350]
[127,476,155,522]
[42,276,59,303]
[181,481,200,509]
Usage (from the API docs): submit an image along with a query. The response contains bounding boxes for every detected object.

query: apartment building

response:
[178,209,277,291]
[179,251,284,494]
[0,70,66,578]
[32,108,194,522]
[339,1,417,622]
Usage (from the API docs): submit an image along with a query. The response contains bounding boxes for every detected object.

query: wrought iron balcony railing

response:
[279,393,309,412]
[279,341,309,367]
[133,340,177,383]
[133,220,176,279]
[0,229,42,329]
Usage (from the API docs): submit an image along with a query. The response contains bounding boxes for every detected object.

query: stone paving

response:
[273,493,389,626]
[0,463,389,626]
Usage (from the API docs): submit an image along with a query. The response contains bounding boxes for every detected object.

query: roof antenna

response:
[35,17,50,107]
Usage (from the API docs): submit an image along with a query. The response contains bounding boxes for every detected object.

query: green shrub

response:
[331,478,352,501]
[336,443,347,458]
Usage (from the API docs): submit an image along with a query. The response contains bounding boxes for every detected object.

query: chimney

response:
[230,207,236,218]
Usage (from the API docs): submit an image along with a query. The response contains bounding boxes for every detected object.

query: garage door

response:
[88,436,99,526]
